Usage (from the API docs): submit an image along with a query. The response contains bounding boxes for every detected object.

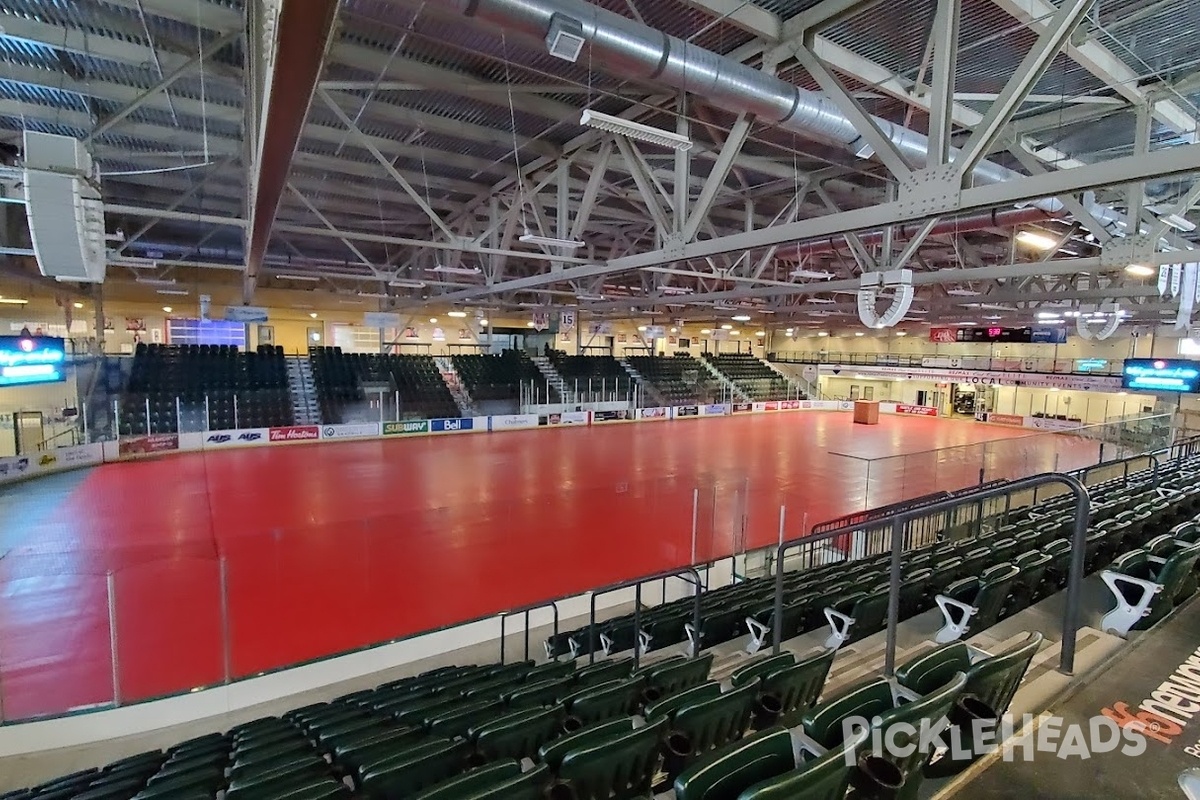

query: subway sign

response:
[383,420,430,435]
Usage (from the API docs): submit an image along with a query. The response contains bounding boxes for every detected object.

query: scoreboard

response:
[929,326,1068,344]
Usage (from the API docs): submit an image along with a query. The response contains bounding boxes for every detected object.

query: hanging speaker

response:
[23,131,106,283]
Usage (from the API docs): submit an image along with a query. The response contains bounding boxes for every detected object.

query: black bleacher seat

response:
[703,352,798,401]
[310,347,459,423]
[119,343,293,435]
[451,350,551,403]
[625,353,719,406]
[547,351,632,397]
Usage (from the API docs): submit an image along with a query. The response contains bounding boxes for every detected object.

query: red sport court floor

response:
[0,412,1100,721]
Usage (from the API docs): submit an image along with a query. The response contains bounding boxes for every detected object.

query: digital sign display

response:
[929,326,1068,344]
[1122,358,1200,393]
[0,336,66,387]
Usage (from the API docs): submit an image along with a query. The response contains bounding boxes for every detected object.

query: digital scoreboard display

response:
[929,326,1068,344]
[0,336,66,387]
[1122,359,1200,393]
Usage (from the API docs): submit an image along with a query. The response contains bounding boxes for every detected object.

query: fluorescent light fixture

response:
[755,331,766,337]
[785,330,794,336]
[162,306,172,313]
[479,318,489,326]
[156,289,189,296]
[729,330,739,336]
[309,312,318,319]
[389,279,426,289]
[429,265,482,276]
[956,321,978,326]
[1162,213,1197,232]
[429,317,438,324]
[357,292,390,299]
[720,323,733,330]
[526,321,535,328]
[895,331,907,336]
[983,315,1003,321]
[731,314,751,322]
[73,302,83,309]
[661,286,693,295]
[700,328,712,334]
[135,277,177,286]
[817,331,829,337]
[790,269,835,279]
[519,231,584,249]
[1015,230,1059,250]
[447,310,467,318]
[669,327,678,333]
[579,109,693,151]
[637,325,647,332]
[1126,263,1155,277]
[545,14,585,62]
[1036,311,1062,320]
[945,288,979,296]
[0,297,28,304]
[275,274,320,282]
[854,331,864,337]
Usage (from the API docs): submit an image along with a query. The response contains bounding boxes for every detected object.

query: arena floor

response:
[0,412,1101,720]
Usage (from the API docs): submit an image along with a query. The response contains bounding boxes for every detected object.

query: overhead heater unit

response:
[546,14,585,62]
[579,110,693,151]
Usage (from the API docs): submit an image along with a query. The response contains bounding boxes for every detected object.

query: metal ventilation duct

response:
[441,0,1122,227]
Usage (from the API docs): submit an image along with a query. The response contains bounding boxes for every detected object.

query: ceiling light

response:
[1162,213,1197,232]
[1126,263,1155,277]
[545,13,585,62]
[1015,230,1059,250]
[854,331,864,337]
[669,327,678,333]
[157,289,189,296]
[519,231,584,249]
[957,321,978,326]
[357,292,390,299]
[479,318,489,326]
[275,274,320,282]
[429,265,482,275]
[575,292,605,301]
[720,324,733,330]
[526,321,535,328]
[700,328,712,334]
[0,297,28,304]
[310,312,318,319]
[447,310,467,318]
[135,277,177,286]
[945,288,979,296]
[785,330,794,336]
[755,331,766,337]
[895,331,907,336]
[791,269,835,279]
[1036,311,1062,320]
[162,306,172,313]
[73,302,83,309]
[389,279,426,289]
[579,109,693,151]
[817,331,829,337]
[731,314,751,322]
[730,330,739,336]
[429,317,438,324]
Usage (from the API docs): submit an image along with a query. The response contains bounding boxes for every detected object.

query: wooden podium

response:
[853,400,880,425]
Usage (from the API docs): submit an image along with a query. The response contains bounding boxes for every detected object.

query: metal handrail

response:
[772,472,1090,675]
[587,567,703,671]
[498,599,560,664]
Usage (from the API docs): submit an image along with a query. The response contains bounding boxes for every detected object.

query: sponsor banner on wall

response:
[731,402,753,413]
[430,417,475,433]
[0,443,103,485]
[764,401,780,411]
[701,403,730,416]
[558,411,590,425]
[57,443,104,468]
[638,407,671,420]
[674,405,699,418]
[592,409,632,423]
[321,423,380,440]
[203,428,269,448]
[892,403,939,417]
[0,454,33,483]
[118,433,180,456]
[269,425,320,442]
[780,400,801,410]
[987,413,1026,427]
[383,420,430,435]
[490,414,539,430]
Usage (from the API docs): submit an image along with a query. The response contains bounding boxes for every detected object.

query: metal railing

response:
[769,351,1124,376]
[499,600,560,664]
[771,473,1091,675]
[586,568,704,671]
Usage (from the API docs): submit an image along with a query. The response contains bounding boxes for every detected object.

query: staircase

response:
[435,356,476,416]
[286,356,321,425]
[530,355,575,404]
[618,359,665,407]
[768,360,822,400]
[698,357,751,402]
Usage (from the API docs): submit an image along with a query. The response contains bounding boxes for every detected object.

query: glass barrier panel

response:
[112,557,224,701]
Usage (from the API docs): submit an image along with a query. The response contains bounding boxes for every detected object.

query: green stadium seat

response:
[409,761,522,800]
[729,653,795,689]
[642,654,713,702]
[672,727,795,800]
[471,705,566,762]
[758,647,835,727]
[934,563,1019,643]
[539,718,635,771]
[562,678,643,726]
[737,733,867,800]
[355,739,469,797]
[550,716,666,800]
[662,682,757,778]
[1101,542,1200,635]
[644,682,723,721]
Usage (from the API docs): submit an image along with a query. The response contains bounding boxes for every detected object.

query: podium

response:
[853,400,880,425]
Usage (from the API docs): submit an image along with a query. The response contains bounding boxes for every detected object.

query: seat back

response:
[574,658,633,687]
[760,648,835,721]
[646,654,714,696]
[848,588,890,642]
[729,653,795,689]
[895,642,971,697]
[802,678,895,749]
[672,727,794,800]
[506,676,575,708]
[564,679,642,725]
[555,717,666,800]
[538,718,634,771]
[972,564,1020,629]
[1157,543,1200,600]
[874,673,967,794]
[644,682,722,721]
[671,682,758,759]
[414,763,552,800]
[357,739,468,797]
[964,632,1044,717]
[737,729,868,800]
[471,705,563,762]
[409,761,521,800]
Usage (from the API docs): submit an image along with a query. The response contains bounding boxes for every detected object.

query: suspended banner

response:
[364,312,400,328]
[225,306,269,323]
[532,312,550,331]
[559,310,576,331]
